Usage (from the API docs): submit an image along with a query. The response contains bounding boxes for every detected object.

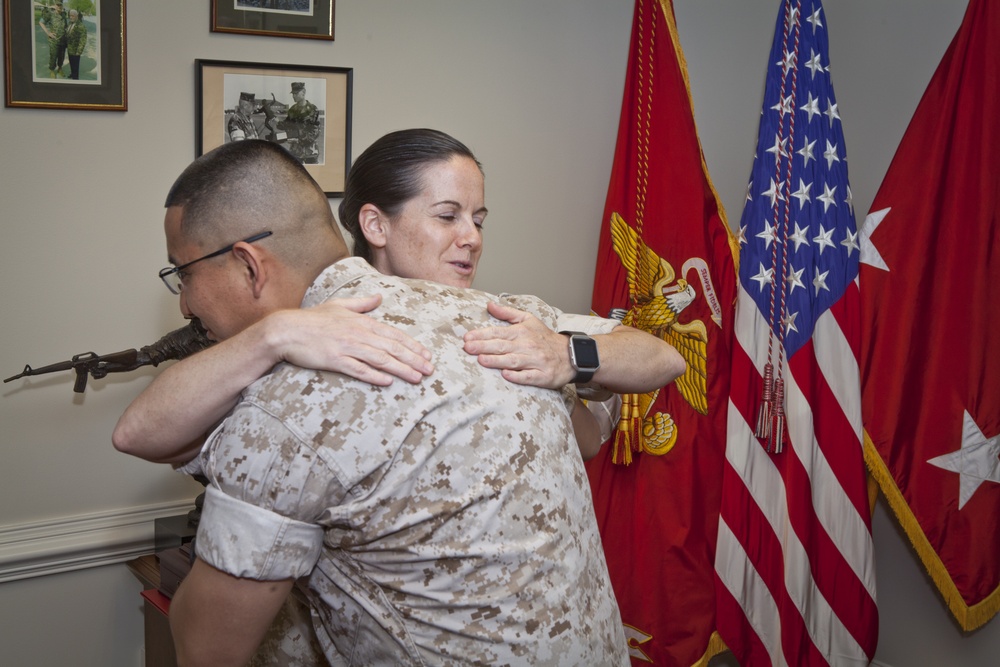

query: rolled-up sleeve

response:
[196,486,324,580]
[554,311,620,336]
[496,294,620,336]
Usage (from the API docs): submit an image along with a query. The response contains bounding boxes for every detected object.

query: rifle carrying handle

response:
[70,352,99,393]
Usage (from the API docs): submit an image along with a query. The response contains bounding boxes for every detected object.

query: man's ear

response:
[358,203,388,249]
[231,243,268,299]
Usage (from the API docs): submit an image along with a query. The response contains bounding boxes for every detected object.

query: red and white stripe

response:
[715,279,878,666]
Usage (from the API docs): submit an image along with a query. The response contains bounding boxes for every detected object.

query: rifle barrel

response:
[3,366,33,383]
[4,358,78,383]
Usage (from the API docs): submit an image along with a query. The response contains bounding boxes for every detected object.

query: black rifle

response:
[4,320,213,393]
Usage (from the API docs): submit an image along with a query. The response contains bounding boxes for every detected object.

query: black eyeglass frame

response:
[158,230,273,295]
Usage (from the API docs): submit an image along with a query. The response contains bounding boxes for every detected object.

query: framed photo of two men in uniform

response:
[196,59,352,197]
[3,0,127,110]
[211,0,335,41]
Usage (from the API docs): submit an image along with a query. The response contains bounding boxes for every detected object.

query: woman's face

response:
[376,155,487,289]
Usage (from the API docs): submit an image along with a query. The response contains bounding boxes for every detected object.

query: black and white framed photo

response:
[211,0,335,41]
[196,59,352,197]
[3,0,127,110]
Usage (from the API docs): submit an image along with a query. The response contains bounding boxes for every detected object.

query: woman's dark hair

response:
[338,128,482,263]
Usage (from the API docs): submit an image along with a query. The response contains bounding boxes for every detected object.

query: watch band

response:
[559,331,600,384]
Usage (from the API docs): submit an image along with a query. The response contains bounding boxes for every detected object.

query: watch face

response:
[571,335,600,370]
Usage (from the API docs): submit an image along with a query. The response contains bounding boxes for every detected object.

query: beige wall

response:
[0,1,995,665]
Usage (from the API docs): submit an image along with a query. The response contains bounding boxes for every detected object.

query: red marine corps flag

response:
[860,0,1000,631]
[585,0,738,664]
[714,1,878,664]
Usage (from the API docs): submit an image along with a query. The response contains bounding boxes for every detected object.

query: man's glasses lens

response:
[158,230,273,295]
[161,270,184,295]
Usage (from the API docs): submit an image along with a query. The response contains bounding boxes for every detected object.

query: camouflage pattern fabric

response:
[195,257,628,666]
[40,8,67,72]
[227,111,259,142]
[66,20,86,57]
[279,100,321,161]
[40,9,67,41]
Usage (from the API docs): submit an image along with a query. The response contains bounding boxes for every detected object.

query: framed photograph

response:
[211,0,335,41]
[3,0,127,111]
[196,59,352,197]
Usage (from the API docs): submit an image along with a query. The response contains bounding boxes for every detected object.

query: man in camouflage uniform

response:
[227,92,260,142]
[278,81,321,163]
[38,2,68,78]
[165,140,629,666]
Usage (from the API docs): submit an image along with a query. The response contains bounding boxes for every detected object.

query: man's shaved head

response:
[165,140,347,279]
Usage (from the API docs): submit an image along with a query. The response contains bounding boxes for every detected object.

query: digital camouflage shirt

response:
[194,257,628,666]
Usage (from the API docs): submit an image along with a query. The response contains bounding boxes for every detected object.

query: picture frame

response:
[196,59,352,197]
[3,0,127,111]
[211,0,335,41]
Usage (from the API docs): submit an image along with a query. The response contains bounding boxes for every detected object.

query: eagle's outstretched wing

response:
[663,320,709,415]
[609,212,674,301]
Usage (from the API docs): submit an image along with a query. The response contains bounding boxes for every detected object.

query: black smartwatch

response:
[560,331,600,384]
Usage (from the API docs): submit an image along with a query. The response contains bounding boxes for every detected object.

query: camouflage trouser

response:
[47,39,66,73]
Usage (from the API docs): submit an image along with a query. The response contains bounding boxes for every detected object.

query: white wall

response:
[0,1,995,665]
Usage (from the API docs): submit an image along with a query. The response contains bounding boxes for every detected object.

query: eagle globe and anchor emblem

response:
[605,212,722,464]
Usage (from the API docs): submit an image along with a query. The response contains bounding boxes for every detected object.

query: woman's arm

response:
[463,301,686,393]
[464,301,674,461]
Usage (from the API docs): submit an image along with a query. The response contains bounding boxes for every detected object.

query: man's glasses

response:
[158,231,273,295]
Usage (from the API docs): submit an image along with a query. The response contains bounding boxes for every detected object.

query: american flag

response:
[714,1,879,665]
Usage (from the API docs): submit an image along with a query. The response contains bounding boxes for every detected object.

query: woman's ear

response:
[231,243,268,298]
[358,203,388,249]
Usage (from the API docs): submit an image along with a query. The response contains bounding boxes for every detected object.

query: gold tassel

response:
[612,425,632,466]
[612,394,642,465]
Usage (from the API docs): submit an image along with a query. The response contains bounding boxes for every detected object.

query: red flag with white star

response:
[860,0,1000,631]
